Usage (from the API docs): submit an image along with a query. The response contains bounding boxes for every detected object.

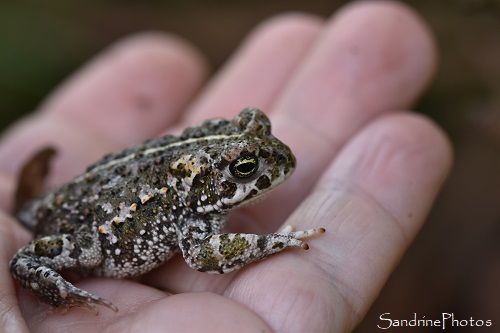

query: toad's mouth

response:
[222,166,295,210]
[231,191,270,209]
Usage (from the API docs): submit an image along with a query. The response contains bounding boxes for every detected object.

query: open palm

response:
[0,2,451,332]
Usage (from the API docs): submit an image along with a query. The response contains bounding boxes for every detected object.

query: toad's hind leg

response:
[10,234,117,313]
[11,254,117,313]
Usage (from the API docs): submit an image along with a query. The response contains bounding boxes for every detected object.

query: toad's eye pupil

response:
[230,155,258,178]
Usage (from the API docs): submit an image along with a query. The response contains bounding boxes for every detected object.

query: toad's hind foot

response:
[10,253,118,314]
[52,280,118,315]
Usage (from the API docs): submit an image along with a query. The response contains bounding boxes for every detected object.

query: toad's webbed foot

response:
[10,245,117,313]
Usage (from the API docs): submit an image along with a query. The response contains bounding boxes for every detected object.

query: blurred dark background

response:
[1,0,499,331]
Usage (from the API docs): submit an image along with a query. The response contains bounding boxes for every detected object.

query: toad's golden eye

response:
[229,155,259,178]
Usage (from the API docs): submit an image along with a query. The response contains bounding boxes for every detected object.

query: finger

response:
[29,289,271,333]
[0,212,31,332]
[226,113,452,332]
[264,0,438,223]
[0,33,207,185]
[182,13,324,122]
[42,33,207,145]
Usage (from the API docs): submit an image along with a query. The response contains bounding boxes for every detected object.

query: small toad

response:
[10,108,324,312]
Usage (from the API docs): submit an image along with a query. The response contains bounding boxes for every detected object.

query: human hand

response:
[0,2,451,332]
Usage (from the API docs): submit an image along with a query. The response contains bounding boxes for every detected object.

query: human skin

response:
[0,1,452,332]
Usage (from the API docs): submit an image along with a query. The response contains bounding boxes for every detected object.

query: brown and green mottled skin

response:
[10,108,324,312]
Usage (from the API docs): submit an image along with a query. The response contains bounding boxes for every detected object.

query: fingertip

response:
[102,31,209,84]
[110,30,206,60]
[378,1,438,77]
[399,113,453,176]
[330,112,453,236]
[42,30,209,147]
[186,12,324,121]
[337,0,437,58]
[250,12,324,39]
[371,112,453,188]
[330,0,438,108]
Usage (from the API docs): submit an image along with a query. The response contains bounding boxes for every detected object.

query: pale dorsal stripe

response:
[74,134,242,183]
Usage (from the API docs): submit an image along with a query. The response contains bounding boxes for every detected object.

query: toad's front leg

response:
[10,233,117,313]
[179,225,325,274]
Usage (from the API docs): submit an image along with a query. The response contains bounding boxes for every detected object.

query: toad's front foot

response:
[278,225,326,249]
[181,225,326,274]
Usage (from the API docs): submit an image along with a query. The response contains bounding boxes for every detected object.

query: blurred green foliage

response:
[0,3,89,128]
